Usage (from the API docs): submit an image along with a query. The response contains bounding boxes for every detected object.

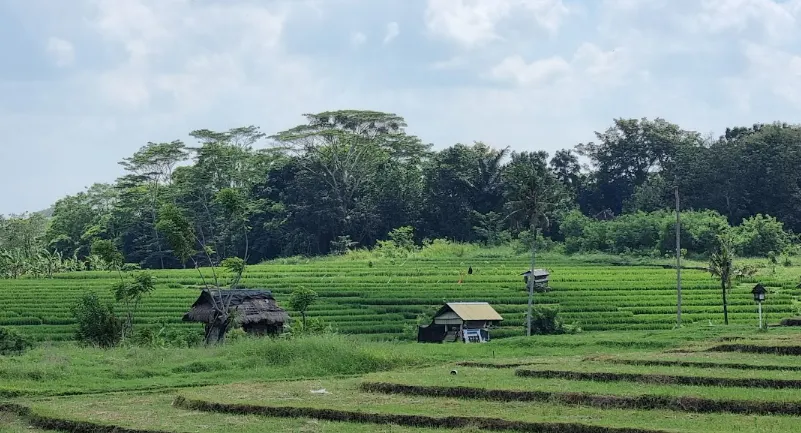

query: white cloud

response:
[730,42,801,107]
[83,0,295,111]
[573,44,632,85]
[490,43,632,88]
[383,22,399,44]
[490,55,570,85]
[424,0,570,48]
[351,31,367,46]
[46,37,75,67]
[684,0,801,42]
[430,55,468,70]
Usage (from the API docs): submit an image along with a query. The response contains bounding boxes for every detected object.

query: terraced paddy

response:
[1,252,799,341]
[5,329,801,433]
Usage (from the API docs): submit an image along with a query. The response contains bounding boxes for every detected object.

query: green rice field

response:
[0,251,798,342]
[2,247,801,432]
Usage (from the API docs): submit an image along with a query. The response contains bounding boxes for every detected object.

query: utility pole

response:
[675,186,682,327]
[526,227,538,337]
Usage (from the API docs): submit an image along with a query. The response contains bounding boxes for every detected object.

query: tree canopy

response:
[2,111,801,276]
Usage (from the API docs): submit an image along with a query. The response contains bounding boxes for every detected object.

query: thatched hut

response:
[183,289,290,341]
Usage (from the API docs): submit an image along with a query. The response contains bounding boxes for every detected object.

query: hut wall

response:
[417,324,447,343]
[433,311,463,325]
[242,321,284,335]
[463,320,489,329]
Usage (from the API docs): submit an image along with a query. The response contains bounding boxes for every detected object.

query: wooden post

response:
[758,301,763,329]
[675,186,682,327]
[526,228,538,337]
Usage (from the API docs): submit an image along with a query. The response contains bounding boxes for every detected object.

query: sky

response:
[1,0,800,215]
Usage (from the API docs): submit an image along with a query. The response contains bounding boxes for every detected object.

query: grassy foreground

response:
[0,327,783,397]
[3,326,801,433]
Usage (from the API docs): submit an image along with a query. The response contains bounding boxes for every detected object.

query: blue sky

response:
[1,0,800,215]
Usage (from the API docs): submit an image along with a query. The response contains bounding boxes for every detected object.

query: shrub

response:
[557,209,796,258]
[71,292,122,348]
[0,327,33,355]
[289,287,319,328]
[285,317,336,337]
[388,226,417,252]
[417,239,479,258]
[330,235,357,255]
[225,327,248,343]
[525,306,578,335]
[733,214,790,256]
[660,210,730,255]
[130,323,203,348]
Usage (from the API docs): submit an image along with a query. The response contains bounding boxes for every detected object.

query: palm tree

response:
[462,143,510,214]
[708,235,734,325]
[503,151,567,336]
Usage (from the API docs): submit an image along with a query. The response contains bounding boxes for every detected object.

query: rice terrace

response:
[2,244,801,433]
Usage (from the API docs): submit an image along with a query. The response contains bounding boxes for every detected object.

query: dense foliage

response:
[1,112,800,274]
[71,292,123,348]
[0,327,33,355]
[561,210,793,257]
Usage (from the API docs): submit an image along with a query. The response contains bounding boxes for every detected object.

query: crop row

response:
[2,258,797,341]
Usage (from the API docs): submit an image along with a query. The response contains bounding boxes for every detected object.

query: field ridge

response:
[173,395,673,433]
[359,381,801,416]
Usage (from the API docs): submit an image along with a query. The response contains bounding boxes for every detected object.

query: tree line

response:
[1,110,800,276]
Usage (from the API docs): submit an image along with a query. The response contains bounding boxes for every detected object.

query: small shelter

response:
[183,289,290,337]
[521,269,550,286]
[417,302,503,343]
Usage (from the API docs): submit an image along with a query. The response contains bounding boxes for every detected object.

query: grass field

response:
[3,249,801,432]
[1,248,799,342]
[4,328,801,432]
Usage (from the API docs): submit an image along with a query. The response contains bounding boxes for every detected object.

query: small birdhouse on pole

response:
[751,283,768,329]
[751,283,767,302]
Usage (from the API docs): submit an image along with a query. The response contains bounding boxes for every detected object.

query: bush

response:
[225,327,249,343]
[660,210,730,255]
[525,306,579,335]
[0,327,33,355]
[71,292,122,348]
[558,209,796,258]
[733,214,790,256]
[417,239,478,258]
[130,323,204,348]
[388,226,417,251]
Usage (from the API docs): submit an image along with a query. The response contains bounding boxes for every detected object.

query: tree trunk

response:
[205,320,229,345]
[722,282,729,325]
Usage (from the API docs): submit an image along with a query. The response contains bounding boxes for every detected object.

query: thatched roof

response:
[521,269,549,278]
[182,289,290,325]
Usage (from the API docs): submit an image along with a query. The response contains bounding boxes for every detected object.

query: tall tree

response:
[549,149,582,198]
[503,151,568,336]
[577,118,701,215]
[422,143,488,241]
[271,110,429,247]
[117,141,188,268]
[46,183,119,258]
